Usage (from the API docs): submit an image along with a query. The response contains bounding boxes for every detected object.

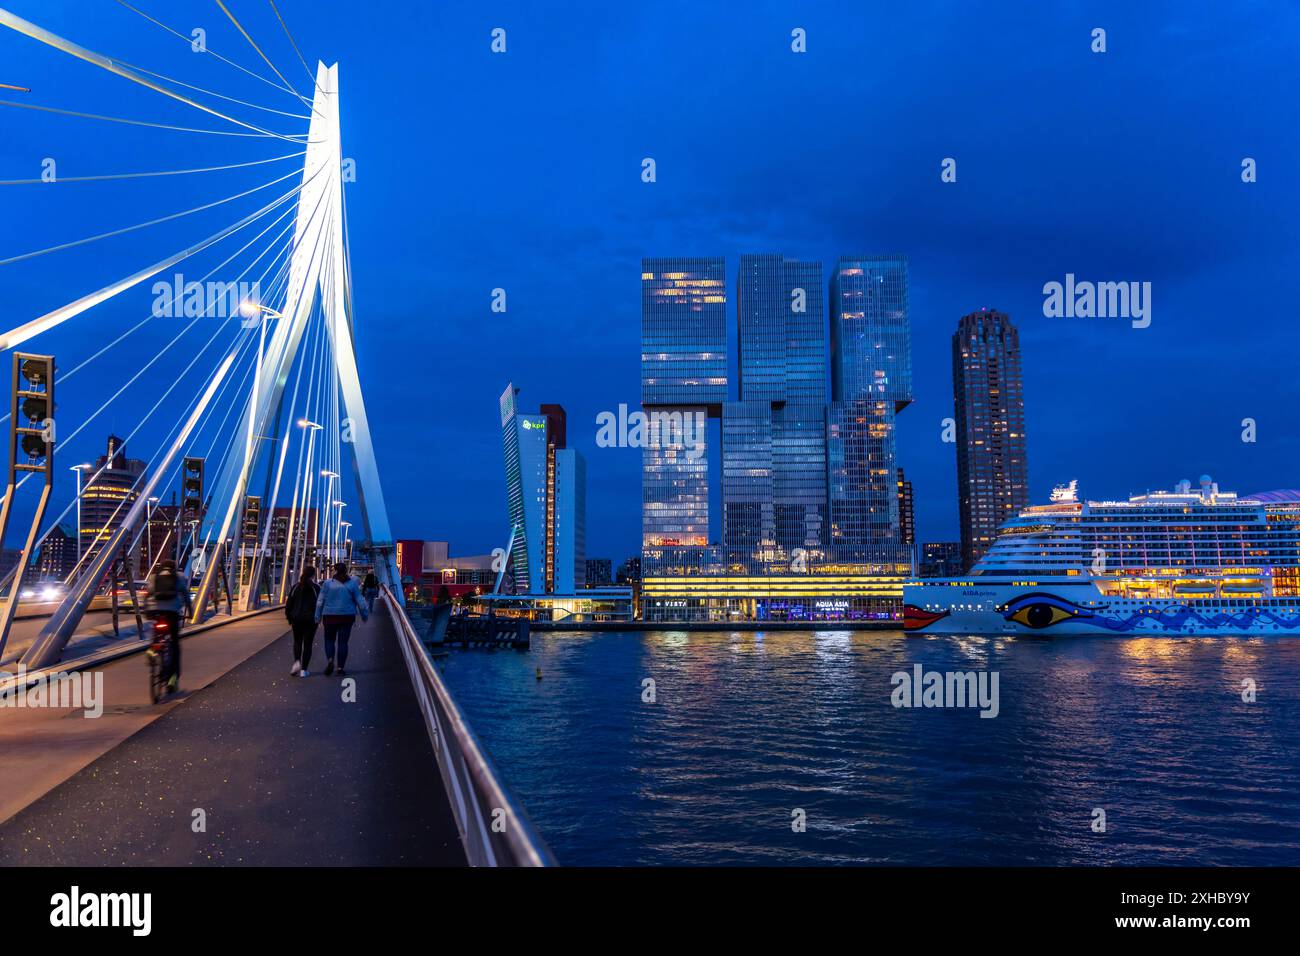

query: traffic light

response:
[242,496,262,552]
[11,354,54,477]
[181,457,204,525]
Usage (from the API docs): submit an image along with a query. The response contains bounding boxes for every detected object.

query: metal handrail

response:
[381,587,554,866]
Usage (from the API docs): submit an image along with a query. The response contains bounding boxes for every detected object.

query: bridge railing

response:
[381,588,554,866]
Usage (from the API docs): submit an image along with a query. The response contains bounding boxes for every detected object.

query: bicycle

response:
[145,613,178,704]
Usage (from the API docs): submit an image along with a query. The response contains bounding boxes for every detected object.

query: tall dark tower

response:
[952,309,1029,570]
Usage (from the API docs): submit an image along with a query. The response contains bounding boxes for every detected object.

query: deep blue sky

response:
[1,1,1297,564]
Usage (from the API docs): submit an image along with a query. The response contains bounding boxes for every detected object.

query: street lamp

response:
[146,495,159,571]
[70,463,92,565]
[238,299,285,322]
[294,420,323,578]
[319,472,340,562]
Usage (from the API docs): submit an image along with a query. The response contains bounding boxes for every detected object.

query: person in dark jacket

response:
[146,558,193,692]
[362,570,379,613]
[286,566,320,677]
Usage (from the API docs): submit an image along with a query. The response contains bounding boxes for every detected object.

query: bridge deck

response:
[0,602,465,866]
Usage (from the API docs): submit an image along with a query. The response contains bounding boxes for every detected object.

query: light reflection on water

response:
[435,629,1300,866]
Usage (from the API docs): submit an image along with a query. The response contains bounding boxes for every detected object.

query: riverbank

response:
[531,619,899,632]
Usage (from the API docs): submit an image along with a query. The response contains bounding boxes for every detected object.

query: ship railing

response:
[381,586,554,866]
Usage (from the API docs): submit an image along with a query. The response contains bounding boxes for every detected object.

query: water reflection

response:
[438,629,1300,866]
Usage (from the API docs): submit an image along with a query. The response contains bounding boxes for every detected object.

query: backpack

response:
[152,568,179,602]
[289,582,316,619]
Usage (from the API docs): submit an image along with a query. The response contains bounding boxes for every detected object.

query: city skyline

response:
[1,0,1295,565]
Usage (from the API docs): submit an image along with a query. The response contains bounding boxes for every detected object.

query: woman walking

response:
[362,570,379,614]
[285,566,320,677]
[315,562,369,677]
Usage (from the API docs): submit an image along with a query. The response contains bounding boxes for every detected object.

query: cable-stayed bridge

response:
[0,2,548,867]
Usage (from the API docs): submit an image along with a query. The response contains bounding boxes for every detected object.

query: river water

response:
[435,629,1300,866]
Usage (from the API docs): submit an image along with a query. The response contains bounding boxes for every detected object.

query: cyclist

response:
[146,558,193,693]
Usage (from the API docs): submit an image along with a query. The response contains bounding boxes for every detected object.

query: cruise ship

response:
[904,477,1300,635]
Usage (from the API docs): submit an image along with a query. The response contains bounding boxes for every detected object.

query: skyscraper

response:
[641,258,725,557]
[722,255,826,572]
[552,448,586,592]
[897,467,915,548]
[952,308,1029,570]
[826,256,912,569]
[81,435,146,568]
[499,385,586,594]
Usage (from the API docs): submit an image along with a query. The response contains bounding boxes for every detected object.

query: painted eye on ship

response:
[1001,593,1093,630]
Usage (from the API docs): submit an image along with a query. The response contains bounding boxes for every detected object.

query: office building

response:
[826,256,912,570]
[499,385,587,595]
[81,435,146,569]
[585,558,612,588]
[721,256,827,572]
[637,254,915,621]
[36,523,77,581]
[919,541,963,578]
[952,309,1029,570]
[897,467,915,548]
[641,258,725,565]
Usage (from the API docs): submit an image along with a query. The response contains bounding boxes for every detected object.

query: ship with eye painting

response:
[903,477,1300,635]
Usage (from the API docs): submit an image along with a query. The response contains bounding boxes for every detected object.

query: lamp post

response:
[319,471,339,565]
[331,500,346,567]
[69,463,92,566]
[293,420,323,582]
[145,495,159,572]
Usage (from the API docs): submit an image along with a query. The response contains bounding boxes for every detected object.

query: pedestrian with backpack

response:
[285,566,320,677]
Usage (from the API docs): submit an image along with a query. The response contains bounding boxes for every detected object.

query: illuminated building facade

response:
[552,447,587,593]
[641,258,725,563]
[499,385,586,595]
[897,467,915,550]
[723,255,828,573]
[640,254,912,621]
[81,434,146,569]
[826,256,912,570]
[36,523,77,581]
[952,308,1029,570]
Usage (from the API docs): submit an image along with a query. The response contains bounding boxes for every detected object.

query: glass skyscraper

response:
[640,255,913,622]
[641,258,725,561]
[500,384,586,593]
[721,399,775,569]
[641,257,727,405]
[553,448,586,592]
[722,255,827,571]
[952,309,1029,570]
[826,256,912,569]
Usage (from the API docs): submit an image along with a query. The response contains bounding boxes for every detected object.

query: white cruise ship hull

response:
[903,579,1300,636]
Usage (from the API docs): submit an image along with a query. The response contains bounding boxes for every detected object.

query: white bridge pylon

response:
[18,60,402,668]
[192,61,401,622]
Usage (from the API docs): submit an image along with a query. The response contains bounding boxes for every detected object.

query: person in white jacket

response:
[314,562,368,677]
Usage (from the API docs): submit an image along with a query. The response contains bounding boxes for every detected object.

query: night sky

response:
[1,1,1296,565]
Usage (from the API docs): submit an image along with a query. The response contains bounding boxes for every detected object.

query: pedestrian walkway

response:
[0,602,465,865]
